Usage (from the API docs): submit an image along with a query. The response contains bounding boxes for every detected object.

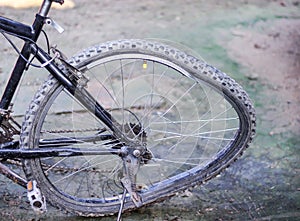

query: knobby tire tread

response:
[20,39,256,217]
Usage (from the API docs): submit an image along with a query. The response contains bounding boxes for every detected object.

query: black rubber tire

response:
[21,39,256,216]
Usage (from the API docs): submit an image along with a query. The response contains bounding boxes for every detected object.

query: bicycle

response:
[0,0,256,219]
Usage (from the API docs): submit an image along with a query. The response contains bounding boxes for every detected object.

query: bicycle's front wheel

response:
[21,39,255,216]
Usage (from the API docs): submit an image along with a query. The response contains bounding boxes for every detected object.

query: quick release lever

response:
[44,18,64,33]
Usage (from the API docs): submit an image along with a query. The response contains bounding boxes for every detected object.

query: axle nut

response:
[133,150,141,157]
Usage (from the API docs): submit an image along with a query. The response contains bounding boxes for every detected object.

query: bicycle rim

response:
[21,40,255,216]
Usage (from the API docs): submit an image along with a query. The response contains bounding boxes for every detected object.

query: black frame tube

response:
[0,0,118,139]
[0,16,34,39]
[31,45,117,132]
[0,13,47,122]
[0,148,121,159]
[0,0,123,187]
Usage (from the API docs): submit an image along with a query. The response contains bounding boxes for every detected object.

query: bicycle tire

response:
[21,39,256,216]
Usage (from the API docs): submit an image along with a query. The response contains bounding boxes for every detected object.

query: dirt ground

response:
[0,0,299,220]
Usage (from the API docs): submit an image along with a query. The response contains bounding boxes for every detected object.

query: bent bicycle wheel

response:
[21,39,256,216]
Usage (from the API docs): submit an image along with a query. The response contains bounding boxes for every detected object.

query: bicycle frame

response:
[0,0,122,187]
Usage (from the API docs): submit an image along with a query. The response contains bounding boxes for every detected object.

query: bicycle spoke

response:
[52,157,118,184]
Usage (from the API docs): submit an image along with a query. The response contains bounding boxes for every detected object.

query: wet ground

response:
[0,0,299,220]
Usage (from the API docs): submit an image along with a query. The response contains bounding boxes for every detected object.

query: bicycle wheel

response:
[21,39,255,216]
